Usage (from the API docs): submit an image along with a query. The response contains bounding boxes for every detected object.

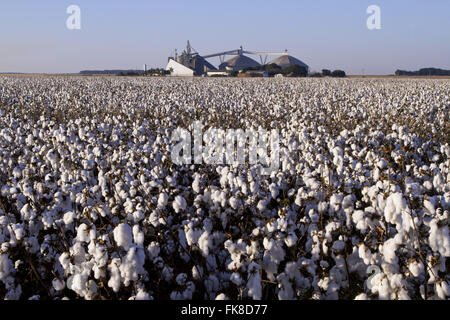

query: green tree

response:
[282,65,307,77]
[331,70,346,78]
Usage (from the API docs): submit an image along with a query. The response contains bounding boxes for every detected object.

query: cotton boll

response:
[107,258,122,293]
[58,252,70,271]
[157,192,168,208]
[247,262,262,300]
[132,225,144,247]
[428,219,450,257]
[192,265,204,280]
[198,231,212,257]
[70,242,86,265]
[435,281,449,299]
[76,223,90,243]
[147,241,160,259]
[377,159,388,170]
[113,223,133,250]
[215,293,228,300]
[173,195,187,213]
[63,211,76,226]
[120,246,146,286]
[175,273,188,286]
[135,288,153,300]
[192,176,201,194]
[229,196,241,210]
[284,232,298,247]
[384,193,413,233]
[354,293,368,300]
[407,260,424,277]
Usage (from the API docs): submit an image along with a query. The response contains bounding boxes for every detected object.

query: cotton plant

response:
[0,76,449,300]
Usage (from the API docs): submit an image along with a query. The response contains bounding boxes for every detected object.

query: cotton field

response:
[0,76,449,300]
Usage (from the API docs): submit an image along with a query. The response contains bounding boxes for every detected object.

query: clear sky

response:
[1,0,449,74]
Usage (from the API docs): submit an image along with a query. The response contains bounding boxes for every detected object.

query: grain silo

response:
[269,55,309,72]
[219,55,260,71]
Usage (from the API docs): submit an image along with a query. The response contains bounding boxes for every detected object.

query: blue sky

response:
[1,0,449,74]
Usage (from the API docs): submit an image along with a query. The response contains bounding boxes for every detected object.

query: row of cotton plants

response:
[0,76,448,300]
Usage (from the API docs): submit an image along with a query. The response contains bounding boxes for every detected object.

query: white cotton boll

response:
[423,180,433,191]
[149,211,160,227]
[120,247,146,286]
[58,252,70,270]
[68,273,88,297]
[257,199,268,212]
[192,265,204,280]
[173,195,187,213]
[107,258,122,293]
[133,225,144,247]
[247,262,262,300]
[132,210,144,223]
[269,183,279,199]
[252,228,260,237]
[71,242,86,265]
[342,195,354,210]
[284,232,298,247]
[20,203,36,221]
[354,293,368,300]
[266,220,277,233]
[192,177,201,194]
[263,238,285,263]
[157,192,168,208]
[113,223,133,250]
[76,223,90,243]
[407,260,424,277]
[428,219,450,257]
[382,238,399,265]
[435,281,449,299]
[147,241,160,259]
[358,245,374,265]
[277,273,295,300]
[184,223,202,247]
[229,196,241,210]
[176,273,188,286]
[215,293,228,300]
[377,159,388,170]
[9,224,25,242]
[353,210,368,232]
[384,192,412,233]
[246,241,260,260]
[135,288,153,300]
[0,253,13,282]
[250,181,258,194]
[198,231,212,257]
[63,211,76,225]
[423,199,435,215]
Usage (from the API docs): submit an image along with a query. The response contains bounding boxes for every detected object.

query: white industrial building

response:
[165,59,194,77]
[165,41,309,77]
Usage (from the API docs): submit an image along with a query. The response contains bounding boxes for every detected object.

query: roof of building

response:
[269,55,309,70]
[219,55,260,70]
